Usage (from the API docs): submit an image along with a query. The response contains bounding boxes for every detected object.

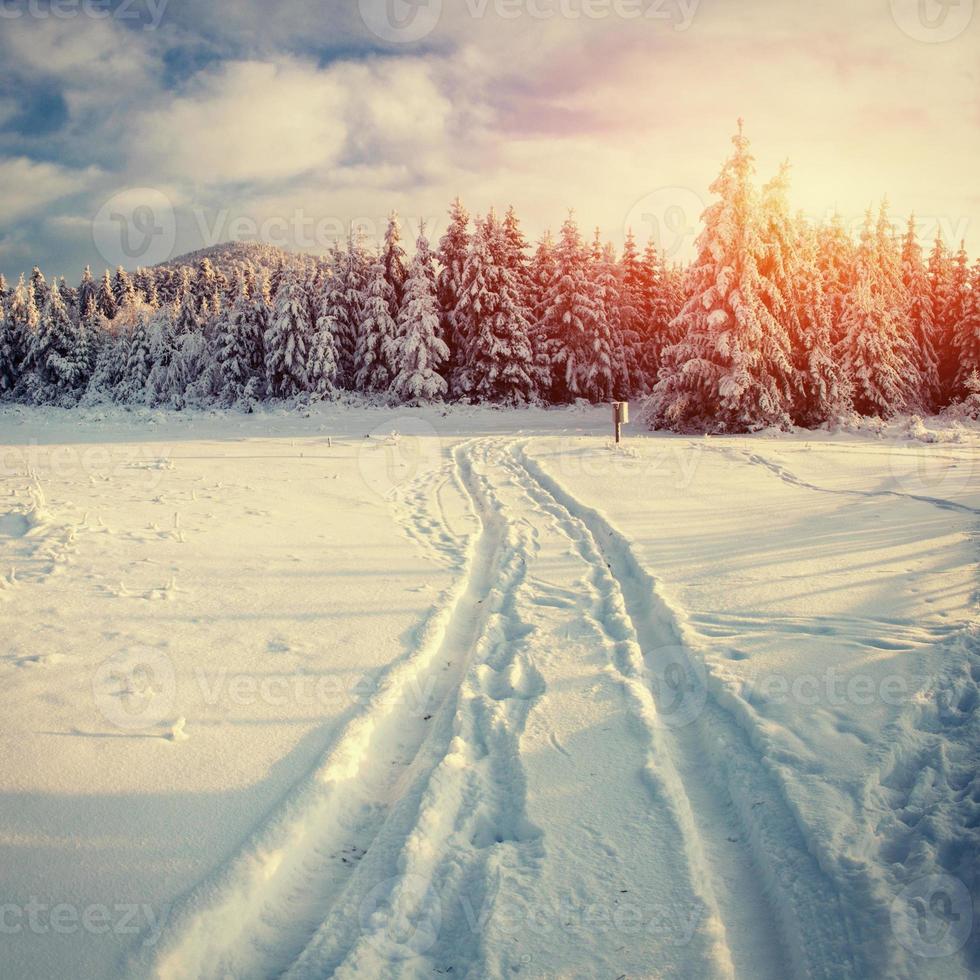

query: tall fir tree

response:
[951,258,980,397]
[901,216,941,411]
[836,211,917,417]
[454,212,536,404]
[355,256,399,393]
[265,274,309,398]
[327,227,367,389]
[0,294,15,396]
[437,197,470,379]
[387,225,449,404]
[648,122,795,432]
[96,270,117,321]
[381,212,408,318]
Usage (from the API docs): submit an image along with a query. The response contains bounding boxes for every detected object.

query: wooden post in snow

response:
[613,402,630,444]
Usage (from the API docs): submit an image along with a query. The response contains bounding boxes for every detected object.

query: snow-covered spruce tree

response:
[528,230,558,398]
[215,276,249,404]
[437,197,470,381]
[120,306,153,403]
[58,277,77,311]
[8,276,40,390]
[454,212,537,404]
[759,163,846,425]
[326,227,367,389]
[0,273,7,303]
[265,273,309,398]
[386,225,449,404]
[950,257,980,397]
[30,267,49,311]
[77,266,97,316]
[589,232,631,400]
[96,270,117,321]
[817,213,856,346]
[194,257,221,319]
[937,242,971,401]
[618,231,650,390]
[113,266,136,311]
[835,210,918,417]
[27,286,86,404]
[502,205,534,302]
[535,213,607,403]
[646,122,796,432]
[901,216,941,411]
[355,255,398,394]
[307,263,339,400]
[381,212,408,318]
[0,294,15,397]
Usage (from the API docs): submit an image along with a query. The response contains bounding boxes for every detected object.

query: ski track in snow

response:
[717,445,980,517]
[134,436,898,979]
[511,442,862,979]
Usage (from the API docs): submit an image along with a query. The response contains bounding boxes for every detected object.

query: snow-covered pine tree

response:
[121,306,153,403]
[194,257,221,319]
[215,276,247,404]
[817,213,855,346]
[354,255,398,394]
[29,286,86,403]
[77,266,97,315]
[759,164,846,425]
[938,243,971,401]
[437,197,470,380]
[836,210,918,417]
[646,121,796,432]
[307,263,339,400]
[0,294,15,396]
[0,274,7,303]
[950,258,980,397]
[535,213,608,403]
[96,270,117,321]
[527,230,558,398]
[30,267,49,311]
[265,272,309,398]
[381,212,408,319]
[326,227,367,389]
[387,224,449,404]
[588,233,629,400]
[454,212,536,404]
[901,216,941,411]
[113,266,136,311]
[8,275,39,384]
[618,231,650,391]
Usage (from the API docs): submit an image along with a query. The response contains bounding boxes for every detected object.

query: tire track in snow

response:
[286,439,546,978]
[512,441,864,980]
[136,440,541,980]
[722,445,980,517]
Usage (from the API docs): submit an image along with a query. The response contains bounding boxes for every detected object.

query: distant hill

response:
[156,241,303,279]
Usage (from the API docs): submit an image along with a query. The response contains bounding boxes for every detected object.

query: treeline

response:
[0,125,977,429]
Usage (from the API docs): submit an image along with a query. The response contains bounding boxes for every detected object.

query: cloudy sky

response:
[1,0,977,282]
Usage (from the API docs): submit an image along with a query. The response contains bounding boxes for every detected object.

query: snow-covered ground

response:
[1,403,977,979]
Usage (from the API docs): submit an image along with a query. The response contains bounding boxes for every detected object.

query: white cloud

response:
[0,157,99,224]
[134,59,350,184]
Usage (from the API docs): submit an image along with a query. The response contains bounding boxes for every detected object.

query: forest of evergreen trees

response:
[1,125,978,431]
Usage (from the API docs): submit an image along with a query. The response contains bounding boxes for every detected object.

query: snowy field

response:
[1,403,978,980]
